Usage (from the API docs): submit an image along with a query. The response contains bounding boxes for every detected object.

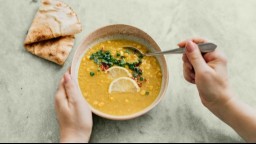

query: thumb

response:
[63,72,83,104]
[185,41,208,73]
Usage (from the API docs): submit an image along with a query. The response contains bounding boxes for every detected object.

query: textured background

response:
[1,0,256,142]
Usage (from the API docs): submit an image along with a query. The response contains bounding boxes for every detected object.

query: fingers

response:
[185,41,209,73]
[179,38,209,83]
[182,54,190,64]
[178,38,207,48]
[183,62,195,84]
[55,76,68,108]
[192,38,207,44]
[63,72,83,105]
[183,54,194,71]
[204,49,228,65]
[183,54,195,83]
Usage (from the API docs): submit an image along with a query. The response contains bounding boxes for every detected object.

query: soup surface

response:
[78,40,162,116]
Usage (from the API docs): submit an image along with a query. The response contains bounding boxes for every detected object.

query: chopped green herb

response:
[120,59,126,65]
[139,54,144,59]
[132,72,139,78]
[140,77,144,81]
[102,59,108,64]
[128,64,135,70]
[112,59,118,65]
[108,62,114,66]
[90,49,144,75]
[90,72,95,77]
[90,55,94,60]
[125,49,131,54]
[138,59,142,63]
[134,67,142,75]
[145,91,150,95]
[105,51,111,54]
[94,58,99,64]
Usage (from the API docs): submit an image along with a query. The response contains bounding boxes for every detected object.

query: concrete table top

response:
[1,0,256,142]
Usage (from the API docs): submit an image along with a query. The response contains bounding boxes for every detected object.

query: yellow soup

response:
[78,40,162,116]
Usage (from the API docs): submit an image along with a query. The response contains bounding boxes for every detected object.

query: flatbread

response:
[25,36,75,65]
[24,0,82,44]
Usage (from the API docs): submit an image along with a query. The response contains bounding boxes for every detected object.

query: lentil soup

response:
[78,40,162,116]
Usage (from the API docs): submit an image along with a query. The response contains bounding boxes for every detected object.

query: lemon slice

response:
[109,77,140,93]
[106,66,132,79]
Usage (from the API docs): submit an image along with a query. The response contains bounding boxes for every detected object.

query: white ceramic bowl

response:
[71,24,169,120]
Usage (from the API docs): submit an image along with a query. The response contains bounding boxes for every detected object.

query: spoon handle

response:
[146,43,217,56]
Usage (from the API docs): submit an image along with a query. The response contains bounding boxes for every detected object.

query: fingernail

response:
[186,41,195,53]
[64,72,71,84]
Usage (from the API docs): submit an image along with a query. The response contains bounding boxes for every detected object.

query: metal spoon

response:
[123,43,217,56]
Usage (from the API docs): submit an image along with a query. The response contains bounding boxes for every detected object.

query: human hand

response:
[179,38,233,109]
[55,70,93,143]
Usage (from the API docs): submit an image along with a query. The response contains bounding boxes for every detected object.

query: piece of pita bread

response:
[24,0,82,44]
[25,36,75,65]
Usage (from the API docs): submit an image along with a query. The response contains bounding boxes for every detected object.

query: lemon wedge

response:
[109,77,140,93]
[106,66,132,79]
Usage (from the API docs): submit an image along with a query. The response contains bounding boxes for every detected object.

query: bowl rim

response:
[71,24,169,120]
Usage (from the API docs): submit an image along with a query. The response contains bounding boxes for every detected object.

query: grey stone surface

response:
[1,0,256,142]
